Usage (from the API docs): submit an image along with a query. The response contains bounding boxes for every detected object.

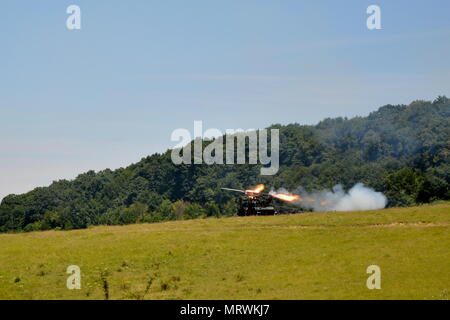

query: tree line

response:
[0,96,449,232]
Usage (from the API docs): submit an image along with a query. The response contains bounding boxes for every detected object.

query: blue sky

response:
[1,0,450,200]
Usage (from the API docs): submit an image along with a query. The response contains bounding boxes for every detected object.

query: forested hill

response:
[1,97,449,232]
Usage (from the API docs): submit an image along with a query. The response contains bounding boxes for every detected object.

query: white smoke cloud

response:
[273,183,387,212]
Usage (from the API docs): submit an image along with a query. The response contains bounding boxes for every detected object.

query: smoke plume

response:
[272,183,387,212]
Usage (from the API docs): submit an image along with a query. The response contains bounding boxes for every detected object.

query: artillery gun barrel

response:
[221,188,273,197]
[221,188,246,193]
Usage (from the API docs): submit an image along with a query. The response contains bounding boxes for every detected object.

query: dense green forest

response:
[1,97,449,232]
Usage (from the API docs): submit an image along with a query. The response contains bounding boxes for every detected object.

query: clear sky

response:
[1,0,450,200]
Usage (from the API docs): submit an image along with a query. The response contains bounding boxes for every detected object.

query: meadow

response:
[0,203,449,300]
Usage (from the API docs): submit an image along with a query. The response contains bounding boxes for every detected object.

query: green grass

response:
[0,203,449,300]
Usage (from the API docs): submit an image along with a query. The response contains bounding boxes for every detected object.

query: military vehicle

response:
[221,185,300,216]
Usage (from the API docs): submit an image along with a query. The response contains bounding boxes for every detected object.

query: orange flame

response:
[272,193,301,202]
[245,184,265,194]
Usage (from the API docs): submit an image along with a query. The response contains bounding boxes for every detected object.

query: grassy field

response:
[0,203,449,300]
